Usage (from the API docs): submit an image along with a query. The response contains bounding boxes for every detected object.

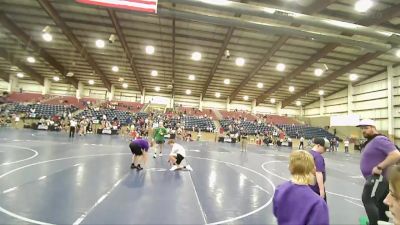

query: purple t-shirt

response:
[309,150,326,194]
[360,136,396,178]
[132,139,149,152]
[273,181,329,225]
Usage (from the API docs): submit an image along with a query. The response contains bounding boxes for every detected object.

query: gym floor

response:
[0,128,365,225]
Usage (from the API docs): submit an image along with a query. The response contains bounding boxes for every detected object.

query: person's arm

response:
[373,150,400,175]
[315,172,325,198]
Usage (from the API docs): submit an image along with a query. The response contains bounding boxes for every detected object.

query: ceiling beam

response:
[357,4,400,26]
[37,0,112,91]
[281,51,382,108]
[172,17,176,96]
[229,36,289,100]
[0,48,45,85]
[107,9,143,92]
[201,27,234,99]
[0,11,79,89]
[302,0,337,15]
[256,4,400,105]
[0,69,10,82]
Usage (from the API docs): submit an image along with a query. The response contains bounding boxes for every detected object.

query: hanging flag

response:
[76,0,158,13]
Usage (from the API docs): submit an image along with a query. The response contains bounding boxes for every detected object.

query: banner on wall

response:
[76,0,158,13]
[330,114,360,126]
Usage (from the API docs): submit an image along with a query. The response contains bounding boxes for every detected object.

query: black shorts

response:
[175,154,184,165]
[155,140,165,144]
[129,143,143,156]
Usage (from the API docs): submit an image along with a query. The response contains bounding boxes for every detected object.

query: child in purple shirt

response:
[309,137,330,200]
[129,138,150,170]
[273,150,329,225]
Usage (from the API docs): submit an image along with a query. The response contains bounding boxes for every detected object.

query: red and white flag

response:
[76,0,158,13]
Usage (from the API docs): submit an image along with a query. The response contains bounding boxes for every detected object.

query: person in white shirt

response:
[167,139,192,171]
[299,136,305,150]
[69,119,77,138]
[344,138,350,153]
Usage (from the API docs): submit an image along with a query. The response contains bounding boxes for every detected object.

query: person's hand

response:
[372,166,383,175]
[319,190,325,198]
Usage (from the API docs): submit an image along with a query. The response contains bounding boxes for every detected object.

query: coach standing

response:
[357,119,400,225]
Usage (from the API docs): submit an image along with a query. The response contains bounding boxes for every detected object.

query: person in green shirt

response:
[153,122,167,158]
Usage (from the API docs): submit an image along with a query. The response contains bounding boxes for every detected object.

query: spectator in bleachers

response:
[0,91,9,105]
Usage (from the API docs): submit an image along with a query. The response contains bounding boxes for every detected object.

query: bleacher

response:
[277,124,338,140]
[7,92,43,103]
[5,103,78,118]
[220,110,257,121]
[76,109,133,125]
[114,101,144,113]
[265,115,300,125]
[176,107,216,119]
[219,119,277,135]
[44,96,80,107]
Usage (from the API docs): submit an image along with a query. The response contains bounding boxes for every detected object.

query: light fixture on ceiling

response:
[118,77,124,82]
[151,70,158,77]
[323,64,329,71]
[154,86,160,92]
[319,90,324,95]
[191,52,202,61]
[122,83,128,89]
[66,72,74,77]
[224,49,230,59]
[186,89,191,95]
[188,74,195,80]
[145,45,155,55]
[296,100,301,106]
[257,83,263,88]
[289,86,295,92]
[235,57,245,67]
[109,34,116,44]
[224,79,230,85]
[88,80,95,85]
[215,92,221,98]
[355,0,373,13]
[270,98,276,104]
[314,68,324,76]
[243,95,249,101]
[42,26,52,42]
[349,73,358,81]
[16,72,24,78]
[396,49,400,58]
[10,66,18,71]
[95,39,105,48]
[53,76,60,82]
[112,66,119,72]
[276,63,286,72]
[27,56,35,63]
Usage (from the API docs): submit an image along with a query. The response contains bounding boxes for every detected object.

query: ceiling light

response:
[53,76,60,82]
[396,49,400,58]
[27,56,35,63]
[112,66,119,72]
[296,101,301,106]
[154,86,160,92]
[186,89,191,95]
[289,86,295,92]
[276,63,285,72]
[95,39,105,48]
[191,52,202,61]
[118,77,124,82]
[145,45,155,55]
[42,33,52,42]
[355,0,373,13]
[319,90,324,95]
[10,66,18,71]
[270,98,276,104]
[224,79,230,85]
[188,74,195,80]
[66,72,74,77]
[349,73,358,81]
[122,83,128,89]
[88,80,94,85]
[314,68,324,76]
[215,92,221,98]
[16,72,24,78]
[257,82,263,88]
[235,57,245,66]
[243,95,249,101]
[151,70,158,77]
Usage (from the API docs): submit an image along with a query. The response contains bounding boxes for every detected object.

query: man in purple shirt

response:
[129,138,150,170]
[273,150,329,225]
[309,137,330,201]
[357,119,400,225]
